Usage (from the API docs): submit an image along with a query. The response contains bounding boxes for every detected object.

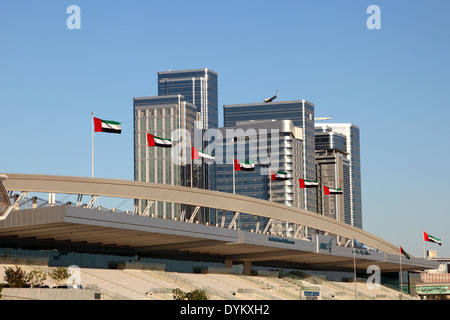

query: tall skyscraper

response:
[214,119,304,236]
[224,100,317,213]
[158,69,218,193]
[158,69,218,130]
[315,128,350,224]
[133,95,199,219]
[133,68,218,222]
[315,123,362,229]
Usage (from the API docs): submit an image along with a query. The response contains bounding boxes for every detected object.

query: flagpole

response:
[232,154,236,195]
[422,229,426,259]
[269,173,272,202]
[91,112,94,178]
[353,238,357,300]
[399,246,403,300]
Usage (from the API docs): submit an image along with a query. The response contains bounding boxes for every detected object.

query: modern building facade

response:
[133,69,219,222]
[315,123,362,229]
[316,150,349,223]
[224,100,317,213]
[133,95,200,220]
[315,128,349,223]
[158,69,218,193]
[158,69,218,130]
[214,119,306,236]
[315,128,351,223]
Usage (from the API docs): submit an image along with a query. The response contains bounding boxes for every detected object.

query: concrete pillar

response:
[244,261,252,275]
[224,259,233,269]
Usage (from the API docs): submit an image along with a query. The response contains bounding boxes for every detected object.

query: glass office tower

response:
[214,120,305,236]
[224,100,317,213]
[315,128,350,225]
[133,95,200,220]
[315,123,362,229]
[158,68,218,130]
[158,69,218,194]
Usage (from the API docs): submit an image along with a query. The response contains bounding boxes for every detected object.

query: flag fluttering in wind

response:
[192,147,215,160]
[91,114,122,178]
[240,162,255,171]
[94,117,121,134]
[234,159,241,171]
[147,134,172,148]
[323,186,343,195]
[271,171,289,181]
[423,231,442,246]
[234,160,255,171]
[400,246,411,259]
[299,179,319,188]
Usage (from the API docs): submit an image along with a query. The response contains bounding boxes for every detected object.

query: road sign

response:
[303,291,320,297]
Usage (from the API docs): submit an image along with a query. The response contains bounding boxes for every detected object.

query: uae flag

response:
[299,179,319,188]
[323,186,343,195]
[192,147,215,160]
[423,232,442,246]
[234,160,255,171]
[271,171,289,181]
[400,246,411,259]
[234,159,241,171]
[94,117,121,134]
[147,134,172,148]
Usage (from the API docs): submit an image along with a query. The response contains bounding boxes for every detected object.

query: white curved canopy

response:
[2,173,399,255]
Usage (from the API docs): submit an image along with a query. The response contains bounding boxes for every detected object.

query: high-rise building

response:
[224,100,317,213]
[133,68,218,222]
[315,128,350,224]
[315,123,362,229]
[214,119,305,236]
[158,68,218,130]
[133,95,199,219]
[158,69,218,193]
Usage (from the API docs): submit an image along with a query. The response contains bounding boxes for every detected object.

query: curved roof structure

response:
[2,173,396,254]
[0,173,438,272]
[0,174,11,217]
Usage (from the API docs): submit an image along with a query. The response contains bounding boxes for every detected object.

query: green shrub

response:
[49,267,71,287]
[173,288,209,300]
[28,270,48,288]
[3,265,30,288]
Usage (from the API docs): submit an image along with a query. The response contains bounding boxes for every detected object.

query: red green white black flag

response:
[423,231,442,246]
[147,134,172,147]
[94,117,121,134]
[400,246,411,259]
[299,179,319,188]
[323,186,343,195]
[271,171,289,181]
[192,147,215,160]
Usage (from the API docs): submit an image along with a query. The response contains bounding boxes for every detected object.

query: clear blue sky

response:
[1,1,449,258]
